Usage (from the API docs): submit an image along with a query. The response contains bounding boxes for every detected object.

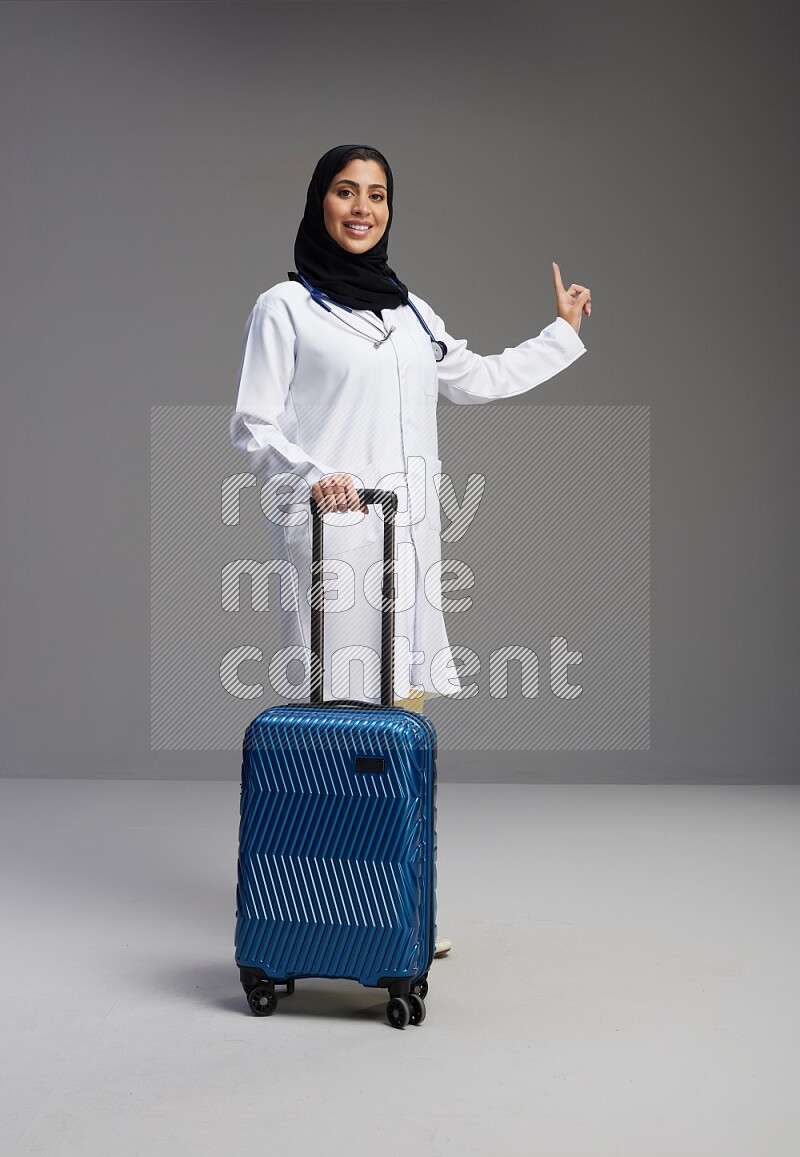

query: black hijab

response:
[288,145,409,314]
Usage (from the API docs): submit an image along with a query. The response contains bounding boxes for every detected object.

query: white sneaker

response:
[434,936,452,958]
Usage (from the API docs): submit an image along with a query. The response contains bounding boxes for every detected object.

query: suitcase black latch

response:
[354,756,386,773]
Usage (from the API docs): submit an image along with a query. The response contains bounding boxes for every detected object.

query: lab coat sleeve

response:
[229,300,338,487]
[412,295,587,405]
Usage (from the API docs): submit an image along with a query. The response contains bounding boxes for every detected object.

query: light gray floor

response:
[1,779,798,1156]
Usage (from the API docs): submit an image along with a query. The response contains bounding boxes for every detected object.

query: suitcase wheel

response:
[386,993,427,1029]
[386,995,412,1029]
[408,993,427,1026]
[412,977,429,1000]
[247,984,278,1017]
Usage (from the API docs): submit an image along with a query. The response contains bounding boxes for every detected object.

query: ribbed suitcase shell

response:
[235,703,437,989]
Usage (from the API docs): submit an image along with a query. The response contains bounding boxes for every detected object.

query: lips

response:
[344,222,371,234]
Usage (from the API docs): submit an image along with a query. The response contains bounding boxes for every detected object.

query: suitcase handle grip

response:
[308,489,398,707]
[309,488,399,521]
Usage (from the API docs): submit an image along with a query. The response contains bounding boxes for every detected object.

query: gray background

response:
[2,0,798,782]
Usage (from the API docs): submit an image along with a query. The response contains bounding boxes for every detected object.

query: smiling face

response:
[322,158,390,254]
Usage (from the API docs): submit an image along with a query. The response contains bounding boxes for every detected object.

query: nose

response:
[352,195,371,216]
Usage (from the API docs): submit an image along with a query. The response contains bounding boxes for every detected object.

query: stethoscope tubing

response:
[297,273,447,362]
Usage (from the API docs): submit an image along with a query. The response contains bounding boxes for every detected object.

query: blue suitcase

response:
[235,489,438,1029]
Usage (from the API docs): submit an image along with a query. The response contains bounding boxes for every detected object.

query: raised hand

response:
[552,261,592,334]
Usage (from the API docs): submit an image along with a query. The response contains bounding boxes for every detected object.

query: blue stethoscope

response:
[297,272,448,362]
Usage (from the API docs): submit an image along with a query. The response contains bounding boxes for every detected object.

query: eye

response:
[370,192,385,202]
[336,188,353,198]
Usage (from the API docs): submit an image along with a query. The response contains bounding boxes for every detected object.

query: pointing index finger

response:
[552,261,565,293]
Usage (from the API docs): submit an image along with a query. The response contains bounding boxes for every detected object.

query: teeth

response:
[347,224,369,231]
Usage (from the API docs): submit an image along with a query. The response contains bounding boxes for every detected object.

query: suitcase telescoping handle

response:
[309,488,399,707]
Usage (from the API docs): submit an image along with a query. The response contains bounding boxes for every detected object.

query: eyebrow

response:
[334,178,387,191]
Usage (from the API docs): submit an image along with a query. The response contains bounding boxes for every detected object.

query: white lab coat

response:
[229,280,586,702]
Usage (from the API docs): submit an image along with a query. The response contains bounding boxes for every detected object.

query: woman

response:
[231,145,591,960]
[230,144,591,721]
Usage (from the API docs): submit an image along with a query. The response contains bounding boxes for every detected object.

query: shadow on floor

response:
[152,958,391,1023]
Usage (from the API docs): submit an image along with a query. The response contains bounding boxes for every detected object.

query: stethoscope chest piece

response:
[391,278,448,363]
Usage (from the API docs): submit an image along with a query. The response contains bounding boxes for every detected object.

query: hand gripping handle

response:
[309,488,399,706]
